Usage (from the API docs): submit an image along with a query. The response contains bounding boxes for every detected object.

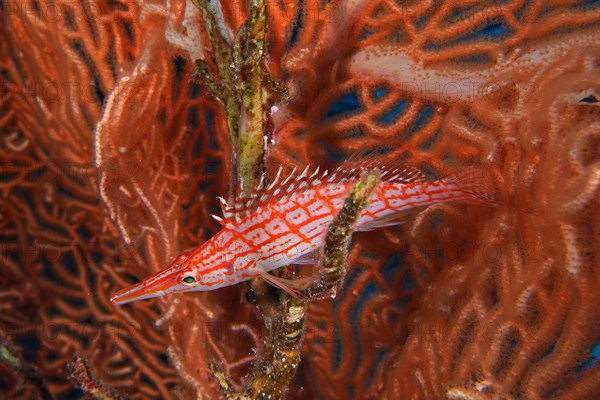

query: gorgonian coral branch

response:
[237,284,305,399]
[209,277,305,399]
[67,352,127,400]
[190,2,306,398]
[211,172,380,399]
[189,3,382,398]
[308,173,381,298]
[192,0,268,195]
[0,330,55,400]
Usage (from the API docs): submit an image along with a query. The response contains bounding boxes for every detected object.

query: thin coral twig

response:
[192,0,268,195]
[0,329,55,400]
[216,173,380,399]
[67,352,128,400]
[190,2,377,398]
[308,172,381,298]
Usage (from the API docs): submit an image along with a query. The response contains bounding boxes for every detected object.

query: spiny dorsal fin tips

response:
[218,196,230,211]
[267,166,283,190]
[281,167,297,185]
[257,174,266,190]
[210,214,225,225]
[395,166,428,183]
[298,165,310,180]
[260,193,270,202]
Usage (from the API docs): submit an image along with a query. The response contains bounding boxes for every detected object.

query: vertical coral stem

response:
[191,2,379,398]
[239,281,305,399]
[192,0,267,195]
[237,0,267,195]
[67,352,128,400]
[309,173,381,298]
[218,173,380,399]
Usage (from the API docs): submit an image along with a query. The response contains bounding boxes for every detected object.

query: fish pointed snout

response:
[111,281,160,306]
[111,268,182,306]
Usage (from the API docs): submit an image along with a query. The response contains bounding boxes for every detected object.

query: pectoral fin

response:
[256,265,315,299]
[355,207,426,231]
[292,249,321,265]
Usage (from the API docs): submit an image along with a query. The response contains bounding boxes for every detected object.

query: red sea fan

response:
[2,0,600,399]
[1,1,245,398]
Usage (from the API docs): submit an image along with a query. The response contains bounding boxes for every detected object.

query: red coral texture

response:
[1,1,600,399]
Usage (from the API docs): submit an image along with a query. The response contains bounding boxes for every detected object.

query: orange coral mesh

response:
[1,0,600,399]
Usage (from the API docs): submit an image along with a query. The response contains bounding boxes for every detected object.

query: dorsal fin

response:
[227,166,333,220]
[216,151,430,222]
[217,196,236,221]
[327,148,429,184]
[210,214,225,225]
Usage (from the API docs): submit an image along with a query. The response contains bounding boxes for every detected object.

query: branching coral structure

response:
[1,1,600,399]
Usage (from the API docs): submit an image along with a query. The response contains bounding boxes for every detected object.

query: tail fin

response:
[441,166,496,206]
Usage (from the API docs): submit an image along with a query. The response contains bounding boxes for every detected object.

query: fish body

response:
[111,165,494,305]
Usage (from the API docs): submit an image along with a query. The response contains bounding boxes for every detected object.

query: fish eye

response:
[182,276,196,284]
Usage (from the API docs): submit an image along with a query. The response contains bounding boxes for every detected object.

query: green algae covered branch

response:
[68,352,128,400]
[192,0,271,195]
[0,329,55,400]
[191,2,380,398]
[208,173,380,399]
[308,173,380,298]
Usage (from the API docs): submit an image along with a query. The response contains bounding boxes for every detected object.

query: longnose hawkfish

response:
[111,161,495,305]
